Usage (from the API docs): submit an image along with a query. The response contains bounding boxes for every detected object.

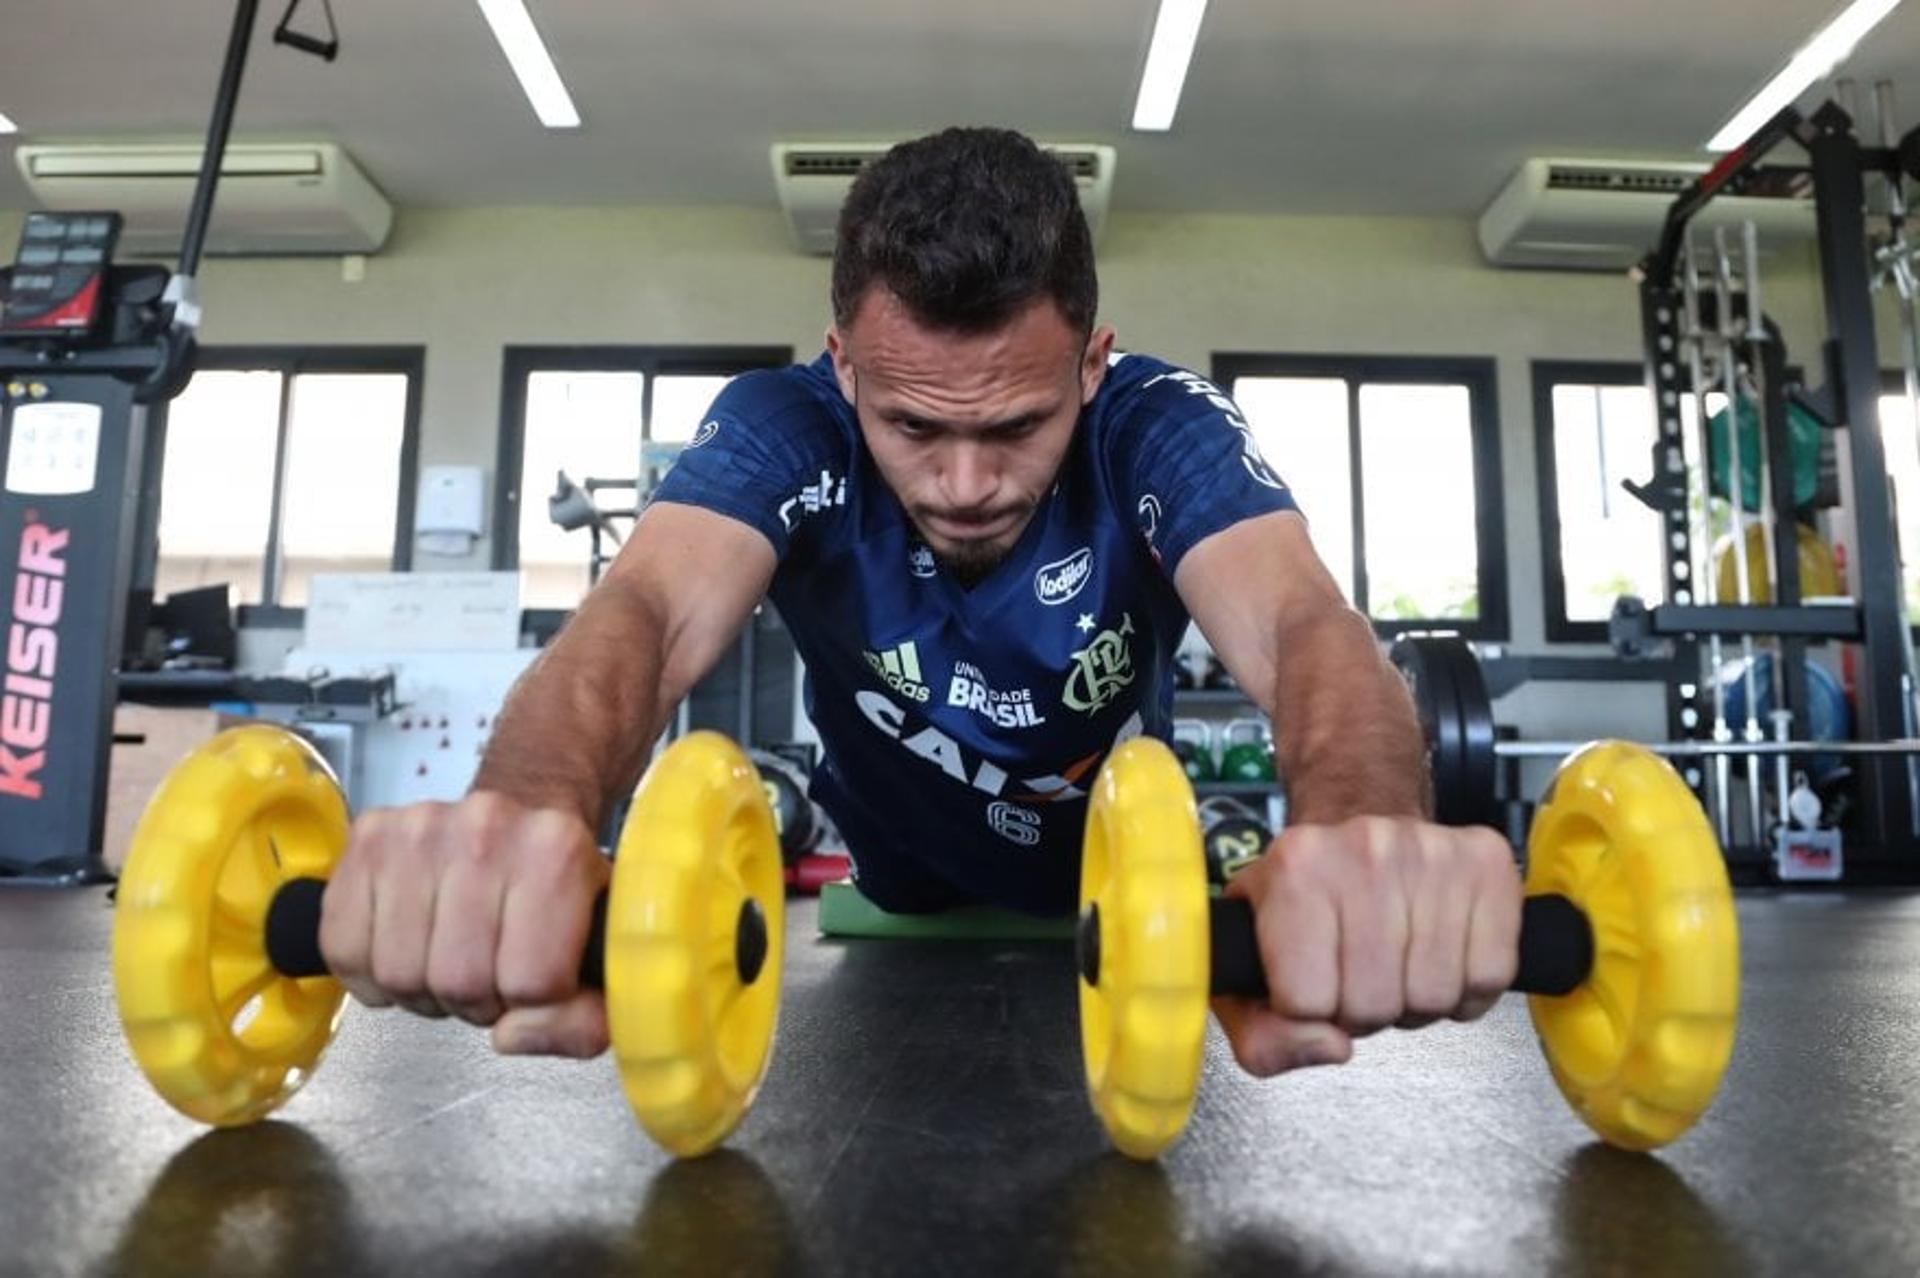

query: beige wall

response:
[0,203,1859,662]
[1101,213,1831,653]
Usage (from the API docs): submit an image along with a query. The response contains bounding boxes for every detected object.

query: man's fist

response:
[317,791,612,1058]
[1212,817,1522,1076]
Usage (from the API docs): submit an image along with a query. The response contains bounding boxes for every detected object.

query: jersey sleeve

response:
[1102,360,1300,574]
[646,369,848,558]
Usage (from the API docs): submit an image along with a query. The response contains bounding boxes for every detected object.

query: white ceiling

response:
[3,0,1920,218]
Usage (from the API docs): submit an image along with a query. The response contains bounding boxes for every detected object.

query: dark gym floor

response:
[4,888,1920,1278]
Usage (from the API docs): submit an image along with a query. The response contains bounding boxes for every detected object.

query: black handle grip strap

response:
[273,0,340,61]
[265,876,610,989]
[1206,893,1594,1001]
[273,28,337,59]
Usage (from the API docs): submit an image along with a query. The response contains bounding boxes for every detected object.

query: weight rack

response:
[1628,102,1920,877]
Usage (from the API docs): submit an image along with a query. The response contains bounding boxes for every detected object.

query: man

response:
[320,128,1520,1079]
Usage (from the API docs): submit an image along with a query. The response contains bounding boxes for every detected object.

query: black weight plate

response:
[1389,636,1467,827]
[1432,637,1500,828]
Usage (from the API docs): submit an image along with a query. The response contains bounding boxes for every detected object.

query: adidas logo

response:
[865,641,932,703]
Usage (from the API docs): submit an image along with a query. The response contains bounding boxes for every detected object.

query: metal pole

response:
[1593,385,1611,519]
[1714,225,1767,846]
[1835,78,1860,128]
[1878,81,1920,833]
[1744,219,1801,833]
[179,0,262,279]
[738,612,757,746]
[1770,709,1794,835]
[1683,238,1734,848]
[1741,221,1781,599]
[1878,80,1902,171]
[1808,103,1916,854]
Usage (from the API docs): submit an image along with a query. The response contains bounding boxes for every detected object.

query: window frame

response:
[1211,352,1510,641]
[1532,359,1648,644]
[1536,358,1827,643]
[144,344,426,627]
[493,344,793,631]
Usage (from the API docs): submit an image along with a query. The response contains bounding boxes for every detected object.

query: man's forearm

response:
[473,583,671,830]
[1269,608,1430,825]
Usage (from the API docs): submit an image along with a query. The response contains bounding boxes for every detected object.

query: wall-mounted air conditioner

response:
[1478,157,1815,270]
[14,141,394,257]
[771,141,1116,255]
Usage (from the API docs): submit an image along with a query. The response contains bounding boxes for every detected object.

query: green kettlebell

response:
[1172,719,1217,783]
[1218,719,1276,783]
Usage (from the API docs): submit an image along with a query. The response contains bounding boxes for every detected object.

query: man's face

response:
[827,288,1115,584]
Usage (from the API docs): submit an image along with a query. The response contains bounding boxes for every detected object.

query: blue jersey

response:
[652,352,1296,915]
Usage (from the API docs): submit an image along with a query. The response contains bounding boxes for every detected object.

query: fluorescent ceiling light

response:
[476,0,581,129]
[1132,0,1209,132]
[0,112,17,135]
[1706,0,1905,150]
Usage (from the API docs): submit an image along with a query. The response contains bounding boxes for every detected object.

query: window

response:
[495,347,791,614]
[151,348,422,611]
[1536,362,1666,642]
[1213,354,1507,639]
[1537,361,1771,642]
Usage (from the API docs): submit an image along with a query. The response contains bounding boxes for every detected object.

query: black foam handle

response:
[1512,895,1594,997]
[264,877,609,990]
[264,877,329,978]
[1208,893,1593,1001]
[273,28,339,59]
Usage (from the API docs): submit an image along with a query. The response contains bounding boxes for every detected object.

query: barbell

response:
[1391,636,1920,829]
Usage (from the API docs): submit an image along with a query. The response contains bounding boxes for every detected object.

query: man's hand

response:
[1213,817,1522,1076]
[318,791,612,1058]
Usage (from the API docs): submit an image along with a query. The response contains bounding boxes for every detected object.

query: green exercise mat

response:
[815,880,1075,941]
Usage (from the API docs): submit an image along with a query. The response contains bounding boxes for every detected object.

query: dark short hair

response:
[831,127,1098,338]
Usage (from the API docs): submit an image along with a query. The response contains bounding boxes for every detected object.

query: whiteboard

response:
[283,646,541,810]
[304,572,521,652]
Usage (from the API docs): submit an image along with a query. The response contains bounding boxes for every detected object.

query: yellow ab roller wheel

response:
[1076,737,1211,1160]
[1523,741,1740,1151]
[112,725,785,1158]
[606,730,785,1157]
[1077,737,1739,1159]
[113,725,351,1126]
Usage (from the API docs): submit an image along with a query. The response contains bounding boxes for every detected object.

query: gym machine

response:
[547,471,642,589]
[0,0,335,881]
[1613,96,1920,880]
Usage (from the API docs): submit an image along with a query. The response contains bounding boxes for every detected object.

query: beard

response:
[911,508,1029,588]
[936,538,1008,588]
